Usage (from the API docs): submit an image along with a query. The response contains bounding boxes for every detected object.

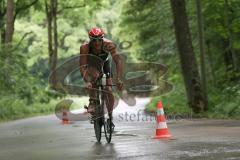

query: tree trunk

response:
[5,0,14,44]
[224,0,240,82]
[170,0,206,112]
[0,0,6,45]
[206,41,216,87]
[1,0,38,46]
[51,0,58,88]
[224,0,239,73]
[45,0,58,89]
[196,0,208,109]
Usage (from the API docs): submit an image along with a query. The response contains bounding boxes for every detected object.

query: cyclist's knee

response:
[105,86,112,92]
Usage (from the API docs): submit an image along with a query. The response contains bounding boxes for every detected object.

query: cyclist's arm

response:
[79,45,90,82]
[106,42,124,81]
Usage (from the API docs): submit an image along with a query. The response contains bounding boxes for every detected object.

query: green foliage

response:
[119,0,240,119]
[203,0,240,84]
[203,0,240,41]
[118,0,175,61]
[146,83,240,119]
[0,47,27,93]
[0,0,114,121]
[0,44,53,121]
[0,45,51,101]
[207,83,240,119]
[145,78,192,115]
[0,96,58,121]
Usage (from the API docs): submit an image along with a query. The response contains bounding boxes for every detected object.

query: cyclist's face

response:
[91,38,102,50]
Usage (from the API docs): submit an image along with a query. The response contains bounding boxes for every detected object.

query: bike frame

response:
[93,74,115,143]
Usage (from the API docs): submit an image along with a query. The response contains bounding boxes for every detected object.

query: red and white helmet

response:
[88,27,104,39]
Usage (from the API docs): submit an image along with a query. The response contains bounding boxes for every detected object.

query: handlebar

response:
[105,84,116,86]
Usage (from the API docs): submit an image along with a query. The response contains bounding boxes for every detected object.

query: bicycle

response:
[85,74,115,143]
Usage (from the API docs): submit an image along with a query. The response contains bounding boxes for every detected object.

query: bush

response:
[145,84,192,115]
[0,95,58,121]
[146,82,240,119]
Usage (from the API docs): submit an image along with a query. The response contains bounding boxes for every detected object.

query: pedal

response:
[111,122,115,131]
[106,119,115,132]
[88,114,95,124]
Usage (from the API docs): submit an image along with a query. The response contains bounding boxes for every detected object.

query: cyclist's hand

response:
[85,82,92,89]
[116,79,123,91]
[88,67,100,80]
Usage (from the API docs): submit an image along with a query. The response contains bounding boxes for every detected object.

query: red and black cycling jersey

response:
[86,40,112,78]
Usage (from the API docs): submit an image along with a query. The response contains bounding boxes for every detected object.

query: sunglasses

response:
[90,37,103,42]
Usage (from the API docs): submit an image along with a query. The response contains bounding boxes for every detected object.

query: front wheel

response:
[94,117,103,142]
[104,115,112,143]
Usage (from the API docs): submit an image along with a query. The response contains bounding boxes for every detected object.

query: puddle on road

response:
[169,141,240,160]
[72,125,80,127]
[114,133,138,137]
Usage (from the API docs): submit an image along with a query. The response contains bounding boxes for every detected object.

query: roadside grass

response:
[145,86,240,120]
[145,84,192,117]
[0,96,88,122]
[0,97,57,122]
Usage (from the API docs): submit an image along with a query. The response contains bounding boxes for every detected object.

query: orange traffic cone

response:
[62,110,70,125]
[154,101,171,139]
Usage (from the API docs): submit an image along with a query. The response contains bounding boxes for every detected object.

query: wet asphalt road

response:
[0,98,240,160]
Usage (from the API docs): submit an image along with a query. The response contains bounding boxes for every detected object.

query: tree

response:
[170,0,207,112]
[119,0,174,61]
[5,0,14,44]
[224,0,239,73]
[203,0,240,83]
[196,0,208,109]
[0,0,6,44]
[0,0,39,45]
[45,0,58,88]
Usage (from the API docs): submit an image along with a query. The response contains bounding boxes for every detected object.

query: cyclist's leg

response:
[87,86,98,114]
[104,78,115,129]
[103,59,115,116]
[105,78,114,115]
[86,67,100,114]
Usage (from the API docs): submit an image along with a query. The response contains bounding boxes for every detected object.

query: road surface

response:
[0,98,240,160]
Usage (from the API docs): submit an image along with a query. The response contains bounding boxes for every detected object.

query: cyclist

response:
[79,27,124,122]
